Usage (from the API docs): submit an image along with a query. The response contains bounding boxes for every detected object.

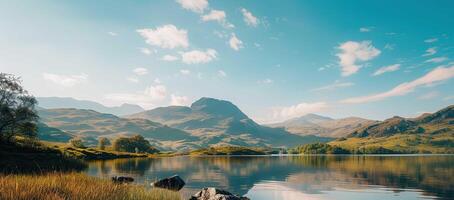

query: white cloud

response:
[229,33,243,51]
[311,81,354,92]
[126,77,139,83]
[384,43,395,50]
[359,27,371,32]
[341,65,454,104]
[241,8,259,27]
[108,32,117,36]
[139,47,154,55]
[181,49,217,64]
[418,91,440,100]
[154,78,161,84]
[372,64,400,76]
[162,54,179,61]
[176,0,208,13]
[258,79,273,84]
[336,40,381,76]
[42,73,87,87]
[425,57,448,63]
[133,67,148,76]
[422,47,437,57]
[137,25,189,49]
[180,69,191,75]
[272,102,328,122]
[424,38,438,43]
[170,94,190,106]
[218,70,227,77]
[201,10,234,29]
[105,84,167,109]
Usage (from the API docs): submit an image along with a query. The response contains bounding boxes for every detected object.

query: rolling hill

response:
[38,108,199,151]
[268,114,375,138]
[331,105,454,153]
[37,97,144,116]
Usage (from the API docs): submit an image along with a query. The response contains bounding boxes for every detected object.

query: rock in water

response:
[111,176,134,183]
[151,175,185,191]
[189,187,250,200]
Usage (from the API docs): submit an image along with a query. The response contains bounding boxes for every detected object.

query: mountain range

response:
[37,97,331,150]
[37,97,144,116]
[35,96,452,152]
[268,114,376,138]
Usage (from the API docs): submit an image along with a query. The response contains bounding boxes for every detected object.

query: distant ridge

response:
[268,114,375,138]
[37,97,144,116]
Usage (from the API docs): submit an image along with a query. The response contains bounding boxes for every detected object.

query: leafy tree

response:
[0,73,38,142]
[98,137,110,150]
[112,135,159,154]
[69,138,85,148]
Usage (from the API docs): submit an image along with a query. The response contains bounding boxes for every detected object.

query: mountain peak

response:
[190,97,248,119]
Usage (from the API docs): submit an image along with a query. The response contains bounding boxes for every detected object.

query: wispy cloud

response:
[133,67,148,76]
[229,33,243,51]
[217,70,227,77]
[139,47,155,55]
[425,57,448,63]
[105,84,167,108]
[418,91,440,100]
[176,0,208,13]
[180,69,191,75]
[241,8,259,27]
[108,32,117,36]
[372,64,400,76]
[258,78,273,84]
[311,81,354,92]
[359,27,373,32]
[170,94,190,106]
[336,40,381,76]
[422,47,437,57]
[42,73,87,87]
[341,65,454,104]
[181,49,217,64]
[271,102,328,122]
[137,25,189,49]
[201,10,234,29]
[424,38,438,43]
[162,54,179,61]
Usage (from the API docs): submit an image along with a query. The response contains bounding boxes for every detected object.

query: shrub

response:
[112,135,159,154]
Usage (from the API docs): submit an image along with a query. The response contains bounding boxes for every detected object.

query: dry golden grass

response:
[0,173,182,200]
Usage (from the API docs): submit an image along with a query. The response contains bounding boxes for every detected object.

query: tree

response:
[69,138,85,148]
[112,135,159,154]
[0,73,38,142]
[98,137,110,150]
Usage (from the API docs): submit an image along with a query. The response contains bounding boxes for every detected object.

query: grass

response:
[329,132,454,154]
[0,173,182,200]
[189,145,268,155]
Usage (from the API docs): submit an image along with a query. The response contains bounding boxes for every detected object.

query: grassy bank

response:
[0,173,181,200]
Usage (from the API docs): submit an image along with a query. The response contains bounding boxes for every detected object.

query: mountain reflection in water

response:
[85,155,453,200]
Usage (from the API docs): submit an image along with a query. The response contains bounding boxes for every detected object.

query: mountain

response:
[349,105,453,138]
[37,97,144,116]
[330,105,454,153]
[268,114,375,138]
[38,108,199,151]
[37,122,74,142]
[126,97,332,148]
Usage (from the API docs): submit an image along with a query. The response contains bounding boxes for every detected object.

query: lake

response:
[84,155,454,200]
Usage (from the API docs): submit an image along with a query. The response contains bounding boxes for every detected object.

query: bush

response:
[112,135,159,154]
[69,138,85,148]
[294,143,350,154]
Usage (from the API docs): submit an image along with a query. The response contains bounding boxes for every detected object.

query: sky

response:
[1,0,453,123]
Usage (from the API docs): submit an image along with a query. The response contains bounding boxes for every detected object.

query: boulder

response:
[111,176,134,183]
[189,187,250,200]
[151,175,185,191]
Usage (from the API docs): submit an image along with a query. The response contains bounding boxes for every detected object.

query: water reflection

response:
[85,155,453,200]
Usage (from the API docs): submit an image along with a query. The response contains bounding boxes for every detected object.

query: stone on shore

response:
[151,175,185,191]
[189,187,250,200]
[111,176,134,183]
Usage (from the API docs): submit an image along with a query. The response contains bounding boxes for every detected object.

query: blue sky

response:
[1,0,453,123]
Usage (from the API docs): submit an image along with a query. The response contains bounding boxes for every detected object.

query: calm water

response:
[84,155,454,200]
